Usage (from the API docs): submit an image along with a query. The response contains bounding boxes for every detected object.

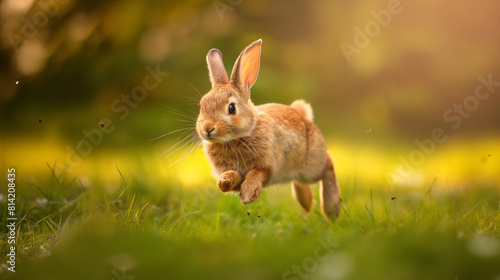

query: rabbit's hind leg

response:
[291,181,314,213]
[320,153,341,220]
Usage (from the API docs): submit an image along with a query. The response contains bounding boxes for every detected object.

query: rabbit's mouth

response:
[197,120,235,143]
[201,134,217,142]
[200,128,218,142]
[201,134,233,143]
[199,131,238,144]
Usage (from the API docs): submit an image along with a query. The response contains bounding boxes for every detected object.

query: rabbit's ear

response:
[230,39,262,96]
[207,49,229,87]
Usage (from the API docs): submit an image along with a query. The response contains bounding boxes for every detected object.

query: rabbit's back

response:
[256,103,328,185]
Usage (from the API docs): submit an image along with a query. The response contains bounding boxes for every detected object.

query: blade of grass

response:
[165,210,201,235]
[339,200,351,221]
[125,194,136,221]
[116,164,127,188]
[115,165,129,203]
[44,219,59,239]
[424,175,439,200]
[365,205,375,224]
[34,214,54,226]
[81,207,98,228]
[370,188,374,221]
[135,202,150,226]
[47,162,64,192]
[464,202,481,219]
[96,178,110,215]
[33,183,51,201]
[62,202,81,232]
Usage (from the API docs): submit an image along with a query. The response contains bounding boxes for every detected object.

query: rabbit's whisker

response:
[160,132,198,158]
[160,119,196,125]
[227,141,240,171]
[233,140,248,170]
[241,138,259,156]
[149,127,195,141]
[169,138,201,172]
[182,78,203,98]
[160,105,198,122]
[174,129,197,141]
[239,139,256,159]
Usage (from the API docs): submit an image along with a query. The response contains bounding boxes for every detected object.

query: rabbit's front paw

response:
[240,182,262,205]
[217,170,241,193]
[217,177,233,192]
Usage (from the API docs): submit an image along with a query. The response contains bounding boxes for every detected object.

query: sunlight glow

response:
[2,136,498,191]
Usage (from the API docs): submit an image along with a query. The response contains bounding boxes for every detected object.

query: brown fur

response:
[292,181,314,213]
[197,39,341,220]
[291,99,314,121]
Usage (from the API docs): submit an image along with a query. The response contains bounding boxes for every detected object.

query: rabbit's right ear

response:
[230,39,262,97]
[207,49,229,88]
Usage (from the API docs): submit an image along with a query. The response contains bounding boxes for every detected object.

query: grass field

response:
[1,137,500,280]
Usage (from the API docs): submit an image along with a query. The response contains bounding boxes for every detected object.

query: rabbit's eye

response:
[228,103,236,115]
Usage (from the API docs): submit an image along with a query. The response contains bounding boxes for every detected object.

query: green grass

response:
[1,158,500,280]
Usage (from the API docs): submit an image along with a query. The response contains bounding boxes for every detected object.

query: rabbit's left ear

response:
[230,39,262,95]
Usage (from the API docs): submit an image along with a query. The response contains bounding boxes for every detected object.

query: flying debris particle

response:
[247,211,250,216]
[38,119,42,123]
[365,128,372,133]
[257,215,261,218]
[99,122,105,128]
[339,197,343,203]
[391,197,396,200]
[15,81,19,85]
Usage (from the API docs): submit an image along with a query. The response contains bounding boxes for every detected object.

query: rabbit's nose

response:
[201,123,216,139]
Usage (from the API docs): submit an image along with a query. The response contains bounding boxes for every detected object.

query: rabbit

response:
[195,39,341,220]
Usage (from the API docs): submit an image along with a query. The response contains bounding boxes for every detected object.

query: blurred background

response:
[1,0,499,186]
[2,2,500,278]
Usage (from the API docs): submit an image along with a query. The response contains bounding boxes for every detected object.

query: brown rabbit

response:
[196,39,341,219]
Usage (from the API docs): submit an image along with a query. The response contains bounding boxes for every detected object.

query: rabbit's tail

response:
[291,99,314,122]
